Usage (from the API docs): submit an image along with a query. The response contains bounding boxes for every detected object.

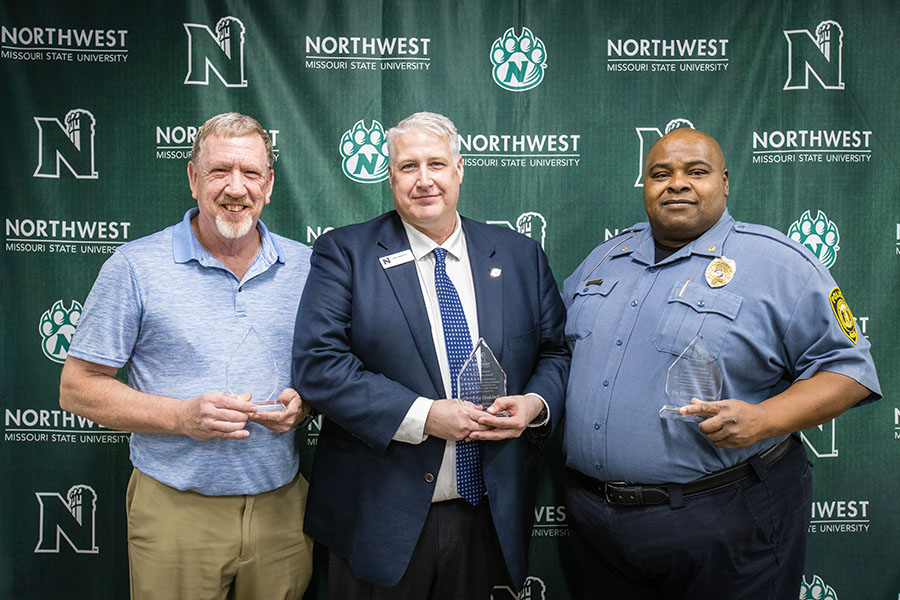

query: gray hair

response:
[191,112,274,170]
[386,112,460,162]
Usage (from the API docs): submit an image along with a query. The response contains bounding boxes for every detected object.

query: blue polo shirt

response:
[68,209,311,495]
[563,210,880,484]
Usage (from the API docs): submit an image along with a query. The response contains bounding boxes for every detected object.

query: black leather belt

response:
[570,435,797,506]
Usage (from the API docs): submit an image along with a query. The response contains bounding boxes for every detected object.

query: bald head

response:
[642,128,729,247]
[646,128,726,175]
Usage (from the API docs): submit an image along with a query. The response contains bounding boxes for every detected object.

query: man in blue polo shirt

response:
[60,113,313,599]
[563,128,880,599]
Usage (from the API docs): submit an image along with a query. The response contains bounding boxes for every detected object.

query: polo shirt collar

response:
[172,208,285,266]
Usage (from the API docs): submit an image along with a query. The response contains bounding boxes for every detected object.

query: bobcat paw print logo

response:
[491,27,547,91]
[340,120,389,183]
[799,575,838,600]
[788,209,840,269]
[40,300,82,363]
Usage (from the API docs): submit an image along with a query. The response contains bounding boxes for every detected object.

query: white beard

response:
[215,213,254,239]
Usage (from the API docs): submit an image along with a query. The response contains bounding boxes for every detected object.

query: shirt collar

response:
[172,208,284,266]
[625,209,734,265]
[401,212,465,261]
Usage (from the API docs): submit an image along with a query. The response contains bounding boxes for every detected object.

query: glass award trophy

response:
[457,338,508,414]
[225,326,284,412]
[659,334,722,423]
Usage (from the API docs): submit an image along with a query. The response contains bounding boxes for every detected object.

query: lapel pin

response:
[490,268,502,278]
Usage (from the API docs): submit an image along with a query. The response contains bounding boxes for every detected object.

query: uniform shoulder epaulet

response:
[607,222,648,241]
[731,221,823,268]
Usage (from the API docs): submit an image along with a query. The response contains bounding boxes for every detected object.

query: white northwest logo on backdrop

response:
[184,16,247,87]
[39,299,82,364]
[491,27,547,91]
[788,209,840,269]
[799,575,838,600]
[784,20,844,90]
[800,420,838,458]
[492,576,546,599]
[633,118,695,187]
[487,212,547,249]
[33,109,98,179]
[34,485,99,554]
[339,120,389,183]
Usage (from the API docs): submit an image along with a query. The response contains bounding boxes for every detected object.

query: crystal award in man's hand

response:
[225,326,284,411]
[457,338,507,413]
[659,334,722,422]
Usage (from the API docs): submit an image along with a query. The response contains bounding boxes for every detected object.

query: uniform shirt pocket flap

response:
[667,283,742,320]
[571,277,618,299]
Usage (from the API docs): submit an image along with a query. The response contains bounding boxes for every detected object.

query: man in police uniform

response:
[563,128,880,599]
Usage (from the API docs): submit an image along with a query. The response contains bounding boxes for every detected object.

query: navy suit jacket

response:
[292,211,569,589]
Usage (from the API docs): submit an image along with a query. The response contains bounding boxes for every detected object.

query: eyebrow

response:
[397,156,449,165]
[647,159,714,171]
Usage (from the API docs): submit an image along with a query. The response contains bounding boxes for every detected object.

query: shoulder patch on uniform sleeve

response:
[829,287,857,344]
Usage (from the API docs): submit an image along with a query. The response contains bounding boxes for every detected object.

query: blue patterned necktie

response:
[433,247,485,505]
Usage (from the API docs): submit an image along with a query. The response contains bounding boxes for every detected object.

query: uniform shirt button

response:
[602,380,610,387]
[582,287,589,293]
[594,422,601,430]
[424,473,435,483]
[616,339,623,346]
[697,300,705,307]
[631,300,638,307]
[594,463,603,471]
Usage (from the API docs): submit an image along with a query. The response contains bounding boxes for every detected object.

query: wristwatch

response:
[528,402,549,428]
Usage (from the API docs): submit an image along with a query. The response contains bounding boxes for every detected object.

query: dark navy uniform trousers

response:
[566,436,812,600]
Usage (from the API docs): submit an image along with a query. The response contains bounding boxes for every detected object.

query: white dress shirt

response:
[392,214,477,501]
[392,213,549,502]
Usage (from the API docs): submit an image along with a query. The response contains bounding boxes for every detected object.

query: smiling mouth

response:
[220,201,251,212]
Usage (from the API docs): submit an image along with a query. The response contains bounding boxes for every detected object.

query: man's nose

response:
[224,169,247,195]
[415,165,433,187]
[667,171,690,191]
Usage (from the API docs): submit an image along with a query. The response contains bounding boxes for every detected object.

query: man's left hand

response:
[249,388,311,433]
[468,394,545,441]
[679,398,764,448]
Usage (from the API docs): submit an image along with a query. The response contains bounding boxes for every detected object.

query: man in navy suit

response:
[292,112,569,599]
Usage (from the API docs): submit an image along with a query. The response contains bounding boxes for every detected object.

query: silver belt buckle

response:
[603,481,630,504]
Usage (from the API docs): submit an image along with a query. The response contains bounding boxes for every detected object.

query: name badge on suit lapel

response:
[379,249,415,269]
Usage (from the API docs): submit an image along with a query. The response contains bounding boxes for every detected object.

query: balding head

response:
[642,128,729,247]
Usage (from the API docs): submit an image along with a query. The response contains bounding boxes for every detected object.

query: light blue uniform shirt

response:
[563,210,880,484]
[68,209,311,495]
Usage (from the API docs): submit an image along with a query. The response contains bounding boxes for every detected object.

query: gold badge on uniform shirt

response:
[705,256,736,288]
[829,287,858,344]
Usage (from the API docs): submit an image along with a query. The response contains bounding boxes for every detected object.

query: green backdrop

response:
[2,1,898,598]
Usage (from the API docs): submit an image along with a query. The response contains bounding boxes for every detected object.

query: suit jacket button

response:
[424,473,435,483]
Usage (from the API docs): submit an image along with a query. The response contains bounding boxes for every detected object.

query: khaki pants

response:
[126,468,313,600]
